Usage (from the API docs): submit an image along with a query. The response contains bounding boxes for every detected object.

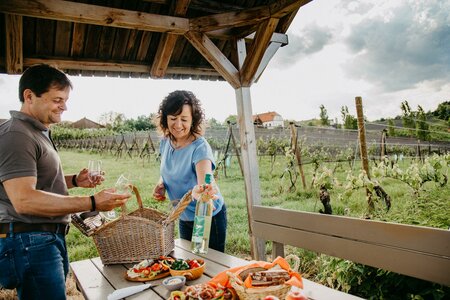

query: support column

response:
[235,86,266,261]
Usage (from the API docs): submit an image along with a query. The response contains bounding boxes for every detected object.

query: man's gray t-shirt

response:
[0,111,69,224]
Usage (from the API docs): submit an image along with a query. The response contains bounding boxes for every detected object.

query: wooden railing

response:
[252,205,450,286]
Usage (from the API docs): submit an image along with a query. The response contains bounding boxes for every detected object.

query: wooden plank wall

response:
[252,205,450,286]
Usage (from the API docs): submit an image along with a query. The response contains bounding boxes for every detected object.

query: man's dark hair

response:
[19,64,73,102]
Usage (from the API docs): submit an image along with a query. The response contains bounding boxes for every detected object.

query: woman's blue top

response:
[159,136,224,221]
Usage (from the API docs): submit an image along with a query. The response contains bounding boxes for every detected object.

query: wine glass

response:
[88,160,102,192]
[100,174,132,221]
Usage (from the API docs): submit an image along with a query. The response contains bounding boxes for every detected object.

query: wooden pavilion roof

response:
[0,0,312,88]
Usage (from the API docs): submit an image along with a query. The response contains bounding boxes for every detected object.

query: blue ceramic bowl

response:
[162,276,186,291]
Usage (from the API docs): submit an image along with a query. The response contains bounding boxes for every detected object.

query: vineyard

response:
[54,125,450,163]
[55,124,450,299]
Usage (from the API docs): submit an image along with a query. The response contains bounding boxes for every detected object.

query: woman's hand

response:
[153,183,166,201]
[192,184,219,202]
[76,168,104,188]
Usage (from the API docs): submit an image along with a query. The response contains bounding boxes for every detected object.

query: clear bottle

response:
[191,173,217,254]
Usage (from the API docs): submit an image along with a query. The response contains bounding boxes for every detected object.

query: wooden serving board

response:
[125,271,170,282]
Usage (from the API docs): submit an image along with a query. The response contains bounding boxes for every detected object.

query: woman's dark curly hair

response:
[157,90,205,140]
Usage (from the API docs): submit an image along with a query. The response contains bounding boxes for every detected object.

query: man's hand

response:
[95,188,131,211]
[76,168,104,188]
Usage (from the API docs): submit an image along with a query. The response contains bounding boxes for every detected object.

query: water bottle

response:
[191,173,218,254]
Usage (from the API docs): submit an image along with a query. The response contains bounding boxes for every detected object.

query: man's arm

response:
[3,176,129,217]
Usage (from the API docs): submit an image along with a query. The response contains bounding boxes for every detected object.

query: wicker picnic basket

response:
[227,254,300,300]
[73,185,191,265]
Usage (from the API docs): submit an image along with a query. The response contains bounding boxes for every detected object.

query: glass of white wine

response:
[99,174,132,221]
[87,160,102,192]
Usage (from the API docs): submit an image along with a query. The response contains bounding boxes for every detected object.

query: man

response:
[0,64,130,299]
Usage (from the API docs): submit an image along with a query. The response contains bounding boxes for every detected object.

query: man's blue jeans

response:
[179,204,227,252]
[0,230,69,300]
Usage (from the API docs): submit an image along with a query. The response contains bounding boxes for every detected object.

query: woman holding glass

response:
[152,90,227,252]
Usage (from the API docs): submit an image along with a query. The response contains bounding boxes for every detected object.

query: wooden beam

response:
[190,6,270,32]
[151,0,191,78]
[253,42,282,84]
[241,18,279,86]
[189,0,244,14]
[151,34,179,78]
[22,57,218,76]
[269,0,313,19]
[234,38,265,261]
[0,0,189,34]
[184,31,240,88]
[235,86,265,261]
[189,0,312,33]
[142,0,245,14]
[5,14,23,74]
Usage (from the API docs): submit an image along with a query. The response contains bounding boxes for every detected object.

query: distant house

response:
[252,111,284,128]
[71,117,105,129]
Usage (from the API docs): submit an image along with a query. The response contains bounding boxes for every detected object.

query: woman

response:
[153,90,227,252]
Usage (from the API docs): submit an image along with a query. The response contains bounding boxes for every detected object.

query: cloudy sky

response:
[1,0,449,123]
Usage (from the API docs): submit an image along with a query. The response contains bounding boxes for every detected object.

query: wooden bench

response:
[70,239,363,299]
[252,205,450,286]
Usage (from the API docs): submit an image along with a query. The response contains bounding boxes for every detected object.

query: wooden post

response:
[380,129,387,160]
[289,122,307,189]
[355,97,373,210]
[417,140,422,162]
[233,37,265,261]
[229,124,244,177]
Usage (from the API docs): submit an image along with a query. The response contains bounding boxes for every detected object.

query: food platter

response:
[125,256,174,282]
[125,270,170,282]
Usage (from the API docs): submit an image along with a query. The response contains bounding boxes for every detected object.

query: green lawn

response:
[61,150,450,298]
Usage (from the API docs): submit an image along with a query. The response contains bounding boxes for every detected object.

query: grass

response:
[58,150,449,298]
[61,150,450,262]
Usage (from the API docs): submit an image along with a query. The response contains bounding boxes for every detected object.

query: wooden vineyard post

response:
[289,122,307,189]
[380,129,387,160]
[229,123,244,177]
[416,140,422,162]
[355,97,374,210]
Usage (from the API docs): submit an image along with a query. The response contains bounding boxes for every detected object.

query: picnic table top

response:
[70,239,363,300]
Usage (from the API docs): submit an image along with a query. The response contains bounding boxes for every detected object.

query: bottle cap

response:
[205,173,212,184]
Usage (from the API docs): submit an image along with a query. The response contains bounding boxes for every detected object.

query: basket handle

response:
[119,184,143,217]
[284,254,300,272]
[163,190,192,226]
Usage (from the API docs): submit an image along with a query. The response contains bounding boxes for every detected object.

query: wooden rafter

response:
[241,18,279,86]
[190,6,270,32]
[0,0,189,34]
[22,57,218,76]
[151,0,191,78]
[185,31,240,88]
[189,0,310,33]
[269,0,313,18]
[5,14,23,74]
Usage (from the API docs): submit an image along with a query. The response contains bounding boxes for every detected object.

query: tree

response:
[433,101,450,121]
[319,104,330,126]
[416,105,429,141]
[207,118,222,128]
[340,106,357,129]
[99,111,127,131]
[225,115,237,125]
[387,119,395,136]
[400,101,415,129]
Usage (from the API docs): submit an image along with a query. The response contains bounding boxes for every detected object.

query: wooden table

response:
[70,239,363,300]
